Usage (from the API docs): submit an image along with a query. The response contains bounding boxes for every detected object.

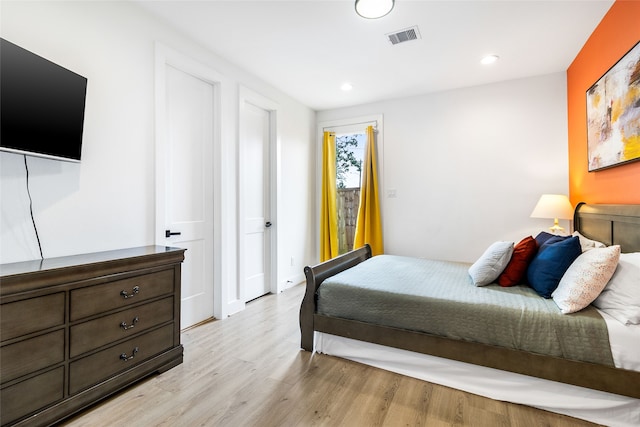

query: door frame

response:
[154,43,225,319]
[238,86,279,301]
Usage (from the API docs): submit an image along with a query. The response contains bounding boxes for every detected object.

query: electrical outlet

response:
[290,256,295,266]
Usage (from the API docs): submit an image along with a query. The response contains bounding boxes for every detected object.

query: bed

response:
[300,203,640,426]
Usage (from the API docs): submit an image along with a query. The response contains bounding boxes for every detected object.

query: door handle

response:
[165,230,182,238]
[265,222,272,228]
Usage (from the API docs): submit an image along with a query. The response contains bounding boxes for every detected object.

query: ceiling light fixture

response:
[355,0,395,19]
[481,54,500,65]
[341,82,353,91]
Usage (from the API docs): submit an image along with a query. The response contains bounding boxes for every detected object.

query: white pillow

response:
[552,245,620,314]
[468,241,514,287]
[572,231,606,252]
[593,252,640,325]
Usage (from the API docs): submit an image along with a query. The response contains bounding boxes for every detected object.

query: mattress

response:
[317,254,614,366]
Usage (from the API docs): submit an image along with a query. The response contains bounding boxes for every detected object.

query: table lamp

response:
[530,194,574,234]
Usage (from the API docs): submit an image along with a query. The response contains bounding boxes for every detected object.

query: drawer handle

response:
[120,316,139,331]
[120,286,140,299]
[120,347,139,362]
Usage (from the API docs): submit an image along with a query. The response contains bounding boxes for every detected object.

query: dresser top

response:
[0,246,185,295]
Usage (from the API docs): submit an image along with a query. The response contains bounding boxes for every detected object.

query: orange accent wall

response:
[567,0,640,205]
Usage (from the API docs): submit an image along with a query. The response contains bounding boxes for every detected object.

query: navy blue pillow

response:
[534,231,569,248]
[527,236,581,298]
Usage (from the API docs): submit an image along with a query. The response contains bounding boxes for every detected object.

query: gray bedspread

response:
[317,255,614,366]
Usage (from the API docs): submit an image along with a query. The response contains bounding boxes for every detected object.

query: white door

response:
[240,101,271,302]
[158,64,215,328]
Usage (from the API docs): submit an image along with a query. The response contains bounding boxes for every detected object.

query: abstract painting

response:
[586,41,640,171]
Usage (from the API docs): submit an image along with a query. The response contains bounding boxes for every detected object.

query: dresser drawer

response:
[69,324,174,395]
[0,366,64,426]
[0,293,65,342]
[70,269,174,320]
[0,330,65,383]
[70,297,174,357]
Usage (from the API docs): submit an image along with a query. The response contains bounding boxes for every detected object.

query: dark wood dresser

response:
[0,246,185,426]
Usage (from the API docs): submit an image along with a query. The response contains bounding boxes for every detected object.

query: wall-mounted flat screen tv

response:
[1,38,88,162]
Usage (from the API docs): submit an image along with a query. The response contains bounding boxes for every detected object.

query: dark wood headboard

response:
[574,203,640,253]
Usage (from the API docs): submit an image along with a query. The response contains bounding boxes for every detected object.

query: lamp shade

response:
[355,0,394,19]
[531,194,574,233]
[530,194,574,220]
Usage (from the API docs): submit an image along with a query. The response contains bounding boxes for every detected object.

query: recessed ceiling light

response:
[341,82,353,91]
[481,55,499,65]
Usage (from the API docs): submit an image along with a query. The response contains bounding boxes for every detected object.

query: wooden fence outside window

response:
[337,187,360,255]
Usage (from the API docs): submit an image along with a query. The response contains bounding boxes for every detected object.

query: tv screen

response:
[1,38,87,162]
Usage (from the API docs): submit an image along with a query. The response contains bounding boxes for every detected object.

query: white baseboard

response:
[281,273,305,291]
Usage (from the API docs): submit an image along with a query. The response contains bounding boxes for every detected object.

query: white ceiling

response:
[135,0,614,111]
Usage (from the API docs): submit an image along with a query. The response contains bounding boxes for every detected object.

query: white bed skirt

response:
[315,332,640,427]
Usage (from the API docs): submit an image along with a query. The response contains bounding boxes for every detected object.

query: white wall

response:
[317,73,570,263]
[0,1,315,316]
[0,1,572,296]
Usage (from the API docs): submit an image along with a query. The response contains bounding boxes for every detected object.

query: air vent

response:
[386,26,421,45]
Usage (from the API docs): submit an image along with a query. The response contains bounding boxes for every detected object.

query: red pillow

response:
[497,236,538,287]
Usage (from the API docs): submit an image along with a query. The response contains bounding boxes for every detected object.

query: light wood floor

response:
[61,284,597,427]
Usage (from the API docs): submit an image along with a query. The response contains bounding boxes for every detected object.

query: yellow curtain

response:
[354,125,384,255]
[320,131,339,262]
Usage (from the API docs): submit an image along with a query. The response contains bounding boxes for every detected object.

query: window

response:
[335,132,365,254]
[319,115,383,260]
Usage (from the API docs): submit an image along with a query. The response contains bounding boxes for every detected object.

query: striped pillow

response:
[468,241,514,287]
